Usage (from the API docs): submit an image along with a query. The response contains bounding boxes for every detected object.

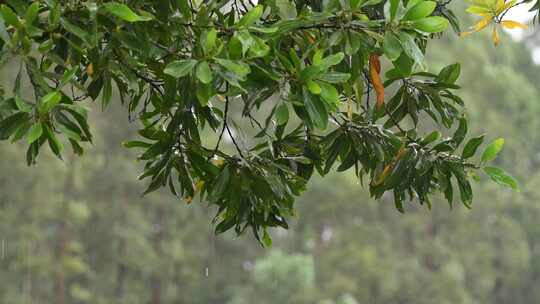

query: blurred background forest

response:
[2,4,540,304]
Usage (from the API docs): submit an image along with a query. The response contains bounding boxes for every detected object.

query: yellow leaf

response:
[185,196,193,204]
[499,0,517,13]
[471,0,492,7]
[485,0,499,8]
[460,30,475,37]
[347,98,353,120]
[492,26,500,47]
[501,20,528,29]
[473,17,492,31]
[211,158,225,167]
[459,16,493,37]
[304,31,316,44]
[87,63,94,78]
[195,180,205,192]
[372,146,406,186]
[373,163,393,186]
[495,0,505,14]
[466,5,492,15]
[368,54,384,111]
[461,16,493,38]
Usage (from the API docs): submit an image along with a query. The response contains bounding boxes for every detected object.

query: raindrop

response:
[205,267,209,277]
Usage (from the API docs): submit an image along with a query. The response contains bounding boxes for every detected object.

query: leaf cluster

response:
[0,0,520,243]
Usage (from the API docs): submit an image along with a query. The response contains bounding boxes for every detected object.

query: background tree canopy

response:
[0,0,527,243]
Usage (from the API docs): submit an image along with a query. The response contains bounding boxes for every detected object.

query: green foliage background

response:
[1,10,539,304]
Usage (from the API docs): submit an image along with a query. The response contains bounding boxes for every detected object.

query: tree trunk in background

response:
[22,240,33,304]
[55,161,75,304]
[55,219,67,304]
[115,193,129,303]
[115,239,127,302]
[493,235,505,304]
[150,207,165,304]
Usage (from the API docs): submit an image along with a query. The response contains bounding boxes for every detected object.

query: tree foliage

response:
[0,0,526,243]
[2,8,540,300]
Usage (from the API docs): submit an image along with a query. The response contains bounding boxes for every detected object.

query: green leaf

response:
[25,2,40,25]
[196,61,213,84]
[361,0,384,6]
[196,82,214,106]
[249,26,279,34]
[102,74,112,109]
[462,135,484,159]
[164,59,198,78]
[103,2,153,22]
[397,32,425,68]
[420,131,441,145]
[403,1,436,20]
[38,91,62,114]
[457,174,473,207]
[317,72,350,83]
[481,138,504,162]
[383,32,402,61]
[303,89,328,129]
[0,5,20,28]
[300,66,324,83]
[215,59,251,78]
[234,30,254,56]
[384,0,401,21]
[306,80,321,95]
[275,103,289,125]
[15,96,32,113]
[319,52,345,69]
[208,165,231,202]
[248,36,270,58]
[61,106,92,143]
[312,49,324,66]
[0,10,10,43]
[44,124,63,158]
[201,29,217,55]
[452,117,467,146]
[275,0,297,20]
[11,121,30,143]
[437,63,460,84]
[0,112,29,140]
[60,18,90,44]
[122,140,151,148]
[319,82,339,106]
[236,5,263,27]
[484,166,519,192]
[27,122,43,144]
[58,125,82,141]
[175,0,192,19]
[60,67,79,88]
[411,16,449,33]
[215,218,235,234]
[392,53,413,76]
[262,229,272,247]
